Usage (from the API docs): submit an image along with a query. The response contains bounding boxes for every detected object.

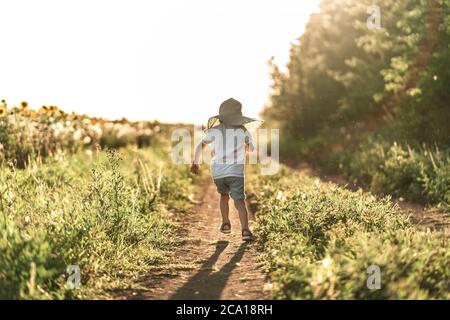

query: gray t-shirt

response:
[202,124,254,179]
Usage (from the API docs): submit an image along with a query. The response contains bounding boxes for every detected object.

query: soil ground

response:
[126,177,272,300]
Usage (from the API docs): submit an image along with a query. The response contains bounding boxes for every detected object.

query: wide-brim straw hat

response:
[207,98,263,129]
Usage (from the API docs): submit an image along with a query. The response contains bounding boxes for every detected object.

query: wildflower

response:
[55,122,64,130]
[322,257,332,268]
[83,136,92,145]
[276,190,286,201]
[73,129,82,141]
[50,209,63,219]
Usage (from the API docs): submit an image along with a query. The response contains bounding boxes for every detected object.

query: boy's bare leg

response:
[220,194,230,223]
[234,199,249,231]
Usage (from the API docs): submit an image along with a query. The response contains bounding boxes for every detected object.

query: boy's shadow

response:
[170,240,248,300]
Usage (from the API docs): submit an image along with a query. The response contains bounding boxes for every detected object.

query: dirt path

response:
[128,177,271,300]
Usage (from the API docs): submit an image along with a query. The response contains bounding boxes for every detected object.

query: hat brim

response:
[207,114,263,130]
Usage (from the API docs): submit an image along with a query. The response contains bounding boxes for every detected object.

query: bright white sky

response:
[0,0,319,124]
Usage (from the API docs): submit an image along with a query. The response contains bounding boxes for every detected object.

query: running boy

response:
[191,98,260,241]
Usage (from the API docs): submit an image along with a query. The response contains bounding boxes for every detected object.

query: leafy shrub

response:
[262,0,450,212]
[0,146,194,299]
[249,166,450,299]
[338,141,450,211]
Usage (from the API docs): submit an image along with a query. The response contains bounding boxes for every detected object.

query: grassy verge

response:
[328,141,450,212]
[248,166,450,299]
[0,146,194,299]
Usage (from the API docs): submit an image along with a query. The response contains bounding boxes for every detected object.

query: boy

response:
[190,98,260,241]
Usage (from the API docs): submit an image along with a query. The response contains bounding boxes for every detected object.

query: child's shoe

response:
[220,222,231,234]
[242,229,255,241]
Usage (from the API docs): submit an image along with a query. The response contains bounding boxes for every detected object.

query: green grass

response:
[248,166,450,299]
[334,142,450,212]
[0,145,194,299]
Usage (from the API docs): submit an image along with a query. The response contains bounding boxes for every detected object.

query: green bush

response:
[249,166,450,299]
[337,142,450,211]
[0,146,194,299]
[262,0,450,211]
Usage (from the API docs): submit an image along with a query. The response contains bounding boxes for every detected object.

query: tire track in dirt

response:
[127,177,271,300]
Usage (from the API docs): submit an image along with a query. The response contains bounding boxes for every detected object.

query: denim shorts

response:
[213,176,245,200]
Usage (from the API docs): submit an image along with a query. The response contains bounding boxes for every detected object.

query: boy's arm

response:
[245,131,255,153]
[191,142,206,174]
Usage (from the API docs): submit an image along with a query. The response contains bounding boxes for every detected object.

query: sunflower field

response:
[0,100,161,168]
[0,99,195,299]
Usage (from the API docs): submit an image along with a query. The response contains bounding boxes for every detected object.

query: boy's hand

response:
[190,163,200,175]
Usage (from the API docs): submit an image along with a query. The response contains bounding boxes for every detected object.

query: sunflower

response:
[39,106,48,114]
[20,101,28,110]
[0,105,7,118]
[48,106,59,116]
[68,112,78,121]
